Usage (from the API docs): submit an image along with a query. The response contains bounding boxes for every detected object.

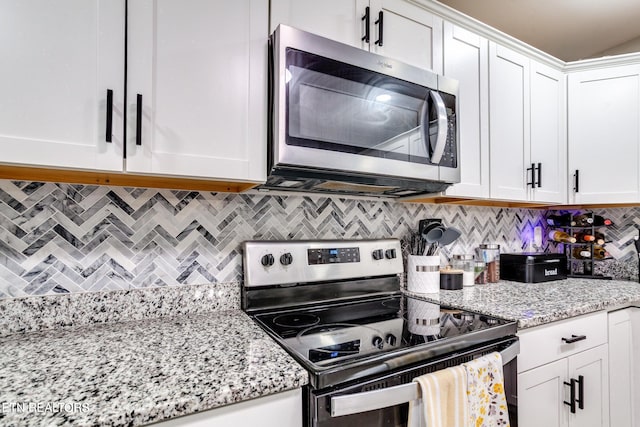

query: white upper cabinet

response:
[0,0,124,171]
[369,0,442,73]
[270,0,367,49]
[442,22,489,198]
[126,0,267,182]
[488,42,566,203]
[530,62,566,204]
[567,65,640,204]
[489,42,531,201]
[271,0,443,73]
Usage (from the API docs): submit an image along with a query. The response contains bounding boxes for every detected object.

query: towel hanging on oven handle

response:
[330,339,519,418]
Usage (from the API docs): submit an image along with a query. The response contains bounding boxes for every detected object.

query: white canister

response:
[407,255,440,294]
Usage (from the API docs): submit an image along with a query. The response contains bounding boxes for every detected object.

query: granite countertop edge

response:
[405,278,640,330]
[0,309,309,427]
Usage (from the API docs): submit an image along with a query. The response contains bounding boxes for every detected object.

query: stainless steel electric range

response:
[242,239,519,427]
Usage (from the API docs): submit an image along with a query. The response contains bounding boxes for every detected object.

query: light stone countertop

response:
[0,310,308,427]
[406,278,640,329]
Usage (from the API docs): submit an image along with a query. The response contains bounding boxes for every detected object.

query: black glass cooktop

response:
[253,294,515,368]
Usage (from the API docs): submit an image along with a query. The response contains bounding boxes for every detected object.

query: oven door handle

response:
[330,340,519,418]
[424,90,448,165]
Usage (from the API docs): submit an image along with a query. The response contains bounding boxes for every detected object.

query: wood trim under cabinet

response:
[0,165,259,192]
[400,195,550,208]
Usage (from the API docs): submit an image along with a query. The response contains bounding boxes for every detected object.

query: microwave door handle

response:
[428,91,448,164]
[330,340,519,417]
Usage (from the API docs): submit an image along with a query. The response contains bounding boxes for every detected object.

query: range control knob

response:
[372,336,384,350]
[279,252,293,266]
[385,334,397,346]
[372,249,384,260]
[385,249,397,259]
[261,254,275,267]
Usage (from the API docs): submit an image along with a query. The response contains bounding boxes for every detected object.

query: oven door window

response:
[285,48,455,166]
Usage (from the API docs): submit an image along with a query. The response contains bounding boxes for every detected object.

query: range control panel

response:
[243,239,403,287]
[307,247,360,265]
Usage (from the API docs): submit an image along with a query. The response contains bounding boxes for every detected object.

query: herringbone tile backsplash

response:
[0,179,635,299]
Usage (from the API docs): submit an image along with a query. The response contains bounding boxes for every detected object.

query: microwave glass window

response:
[285,48,455,165]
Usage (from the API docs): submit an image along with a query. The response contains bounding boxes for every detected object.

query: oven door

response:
[306,337,519,427]
[271,25,458,183]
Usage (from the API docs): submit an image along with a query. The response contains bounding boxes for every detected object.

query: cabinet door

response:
[270,0,368,49]
[567,65,640,204]
[369,0,442,73]
[608,309,635,427]
[442,22,489,198]
[488,42,531,201]
[518,359,568,427]
[568,344,609,427]
[153,389,302,427]
[530,61,567,204]
[127,0,267,182]
[0,0,124,171]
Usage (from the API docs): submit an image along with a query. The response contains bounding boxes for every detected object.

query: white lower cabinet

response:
[152,388,302,427]
[519,358,569,427]
[517,312,609,427]
[608,308,640,427]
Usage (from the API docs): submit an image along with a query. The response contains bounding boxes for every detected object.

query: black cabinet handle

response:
[527,163,535,187]
[576,375,584,410]
[361,7,370,43]
[564,378,577,414]
[574,169,580,193]
[374,11,384,46]
[536,163,542,188]
[562,334,587,344]
[105,89,113,143]
[136,94,142,146]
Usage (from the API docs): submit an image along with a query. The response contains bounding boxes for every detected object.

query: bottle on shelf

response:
[572,248,592,259]
[593,245,610,259]
[572,214,594,226]
[573,232,596,243]
[593,231,606,246]
[548,230,577,244]
[592,215,613,227]
[546,213,574,227]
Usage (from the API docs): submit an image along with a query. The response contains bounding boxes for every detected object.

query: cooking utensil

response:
[422,225,444,243]
[439,227,461,246]
[422,223,445,255]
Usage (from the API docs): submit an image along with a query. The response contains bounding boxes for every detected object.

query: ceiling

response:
[436,0,640,61]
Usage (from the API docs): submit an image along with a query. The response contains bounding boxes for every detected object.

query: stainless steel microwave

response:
[260,25,460,198]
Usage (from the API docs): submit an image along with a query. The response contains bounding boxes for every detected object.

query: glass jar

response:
[474,261,487,284]
[452,254,475,287]
[476,244,500,283]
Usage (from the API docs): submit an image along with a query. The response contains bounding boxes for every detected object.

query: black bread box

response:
[500,252,567,283]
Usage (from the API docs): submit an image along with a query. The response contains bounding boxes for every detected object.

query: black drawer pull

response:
[576,375,584,410]
[564,378,577,414]
[374,11,383,46]
[361,7,370,43]
[136,94,143,146]
[526,163,535,187]
[105,89,113,143]
[562,334,586,344]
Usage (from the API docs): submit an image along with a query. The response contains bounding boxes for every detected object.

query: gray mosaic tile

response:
[3,179,637,298]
